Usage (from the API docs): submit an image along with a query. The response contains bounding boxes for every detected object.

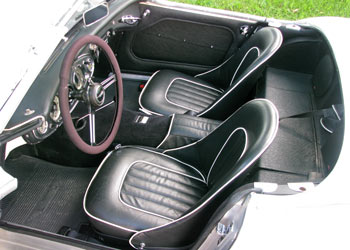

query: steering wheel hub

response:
[88,83,105,107]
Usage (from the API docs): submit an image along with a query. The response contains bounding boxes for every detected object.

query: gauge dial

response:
[50,96,61,122]
[72,66,85,90]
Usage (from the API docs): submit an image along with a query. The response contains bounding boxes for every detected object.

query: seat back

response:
[197,27,283,120]
[130,99,279,248]
[168,98,279,188]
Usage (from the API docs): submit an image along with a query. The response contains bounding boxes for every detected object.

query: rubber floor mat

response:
[1,155,95,233]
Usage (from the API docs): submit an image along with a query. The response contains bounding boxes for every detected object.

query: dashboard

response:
[0,0,140,146]
[26,53,96,144]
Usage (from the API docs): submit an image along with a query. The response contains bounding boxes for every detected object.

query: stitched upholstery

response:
[84,147,206,240]
[84,99,279,248]
[121,161,207,220]
[139,70,221,115]
[166,78,222,112]
[158,114,221,149]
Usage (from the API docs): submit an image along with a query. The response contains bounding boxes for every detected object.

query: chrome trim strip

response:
[83,151,139,233]
[129,99,279,249]
[140,1,260,23]
[122,73,151,82]
[3,116,45,132]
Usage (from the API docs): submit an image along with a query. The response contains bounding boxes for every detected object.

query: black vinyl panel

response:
[115,3,256,75]
[132,19,233,66]
[268,27,323,74]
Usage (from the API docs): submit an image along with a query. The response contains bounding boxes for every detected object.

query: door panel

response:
[132,19,234,66]
[114,2,259,75]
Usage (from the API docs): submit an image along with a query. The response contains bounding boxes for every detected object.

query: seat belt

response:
[279,104,344,181]
[279,104,344,135]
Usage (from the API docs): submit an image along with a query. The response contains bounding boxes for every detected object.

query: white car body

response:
[0,1,349,249]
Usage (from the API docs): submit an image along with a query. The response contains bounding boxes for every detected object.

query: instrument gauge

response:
[72,66,84,90]
[50,96,61,122]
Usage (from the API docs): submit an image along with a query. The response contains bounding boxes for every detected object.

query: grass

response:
[172,0,350,20]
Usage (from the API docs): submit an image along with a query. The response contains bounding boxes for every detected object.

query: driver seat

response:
[84,99,279,248]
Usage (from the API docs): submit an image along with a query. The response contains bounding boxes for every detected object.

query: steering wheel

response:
[59,35,123,154]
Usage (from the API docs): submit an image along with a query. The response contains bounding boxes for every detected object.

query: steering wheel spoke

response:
[101,74,116,90]
[88,106,96,145]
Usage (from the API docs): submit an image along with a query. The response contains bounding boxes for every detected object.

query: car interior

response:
[0,1,345,249]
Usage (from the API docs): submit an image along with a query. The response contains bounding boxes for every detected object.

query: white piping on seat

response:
[195,54,234,78]
[84,145,207,234]
[83,151,139,233]
[195,46,260,81]
[162,103,241,154]
[129,100,280,249]
[206,127,248,183]
[198,30,283,117]
[164,77,223,112]
[138,70,164,116]
[162,98,272,155]
[230,47,260,86]
[156,114,175,148]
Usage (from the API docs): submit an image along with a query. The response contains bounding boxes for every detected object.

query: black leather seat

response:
[84,99,279,248]
[139,27,283,120]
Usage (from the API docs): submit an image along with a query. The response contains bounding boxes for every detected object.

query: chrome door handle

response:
[120,15,141,25]
[120,10,150,25]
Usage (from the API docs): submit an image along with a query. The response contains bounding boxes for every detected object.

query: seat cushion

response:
[84,147,207,239]
[139,70,222,116]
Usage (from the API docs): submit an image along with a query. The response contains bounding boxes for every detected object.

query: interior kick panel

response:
[114,2,258,75]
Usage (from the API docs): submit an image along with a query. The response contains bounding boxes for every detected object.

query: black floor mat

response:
[1,155,95,233]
